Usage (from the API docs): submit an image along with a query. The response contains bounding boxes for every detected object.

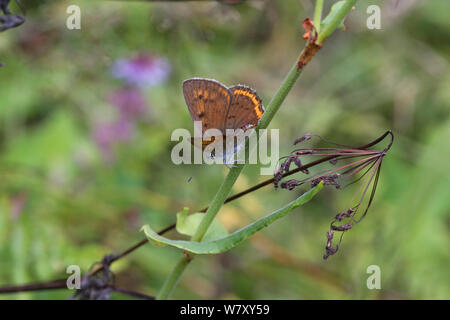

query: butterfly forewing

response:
[225,85,264,131]
[183,78,232,134]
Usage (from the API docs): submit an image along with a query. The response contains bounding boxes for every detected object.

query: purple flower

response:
[113,117,134,141]
[111,53,171,88]
[109,87,148,119]
[93,118,134,161]
[10,192,27,220]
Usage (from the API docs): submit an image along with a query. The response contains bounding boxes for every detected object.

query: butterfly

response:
[182,78,264,164]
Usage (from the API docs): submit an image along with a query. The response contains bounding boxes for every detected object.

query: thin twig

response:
[0,279,155,300]
[0,279,67,293]
[108,286,155,300]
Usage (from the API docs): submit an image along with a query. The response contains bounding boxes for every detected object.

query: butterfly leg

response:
[222,152,238,168]
[223,163,238,169]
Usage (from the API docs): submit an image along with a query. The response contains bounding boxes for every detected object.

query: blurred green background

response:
[0,0,449,299]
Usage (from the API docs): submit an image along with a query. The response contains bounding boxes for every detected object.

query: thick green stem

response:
[191,165,243,241]
[156,0,359,300]
[314,0,324,33]
[156,254,191,300]
[193,55,307,242]
[317,0,357,44]
[156,50,305,300]
[256,60,304,131]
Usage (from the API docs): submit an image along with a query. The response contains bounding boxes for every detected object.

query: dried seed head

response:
[280,179,300,191]
[274,131,394,259]
[273,169,283,189]
[293,133,313,145]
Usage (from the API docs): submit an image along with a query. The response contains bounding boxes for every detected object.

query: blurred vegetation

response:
[0,0,449,299]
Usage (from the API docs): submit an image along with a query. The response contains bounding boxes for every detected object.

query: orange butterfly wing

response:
[225,85,264,131]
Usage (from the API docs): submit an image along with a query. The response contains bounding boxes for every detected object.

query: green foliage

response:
[320,1,347,31]
[176,208,229,242]
[0,0,448,299]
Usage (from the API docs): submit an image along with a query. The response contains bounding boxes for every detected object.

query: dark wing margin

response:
[225,85,264,130]
[183,78,232,134]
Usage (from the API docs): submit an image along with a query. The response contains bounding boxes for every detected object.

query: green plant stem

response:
[156,254,191,300]
[317,0,357,44]
[314,0,324,33]
[191,166,243,241]
[169,48,309,244]
[256,60,303,131]
[156,0,359,300]
[156,50,306,301]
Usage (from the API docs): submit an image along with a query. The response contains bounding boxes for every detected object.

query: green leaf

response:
[141,182,323,254]
[176,207,228,242]
[321,1,347,31]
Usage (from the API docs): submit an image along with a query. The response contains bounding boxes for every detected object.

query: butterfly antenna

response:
[187,165,202,183]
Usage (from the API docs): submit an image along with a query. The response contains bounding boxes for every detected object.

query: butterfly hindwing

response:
[183,78,232,134]
[225,85,264,131]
